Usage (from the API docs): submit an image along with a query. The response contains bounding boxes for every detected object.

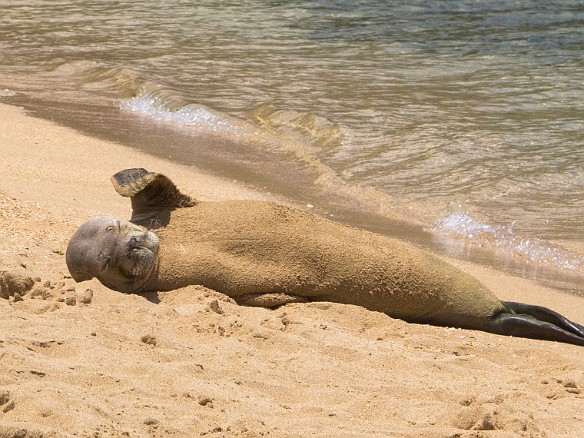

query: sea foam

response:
[432,212,583,272]
[120,94,243,136]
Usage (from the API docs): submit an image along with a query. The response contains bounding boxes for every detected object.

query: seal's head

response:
[66,216,159,293]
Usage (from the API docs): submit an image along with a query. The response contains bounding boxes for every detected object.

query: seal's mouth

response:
[119,230,160,281]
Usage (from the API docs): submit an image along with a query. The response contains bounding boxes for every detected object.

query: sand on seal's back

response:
[150,200,502,325]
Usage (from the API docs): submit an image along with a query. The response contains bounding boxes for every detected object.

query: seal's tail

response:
[487,301,584,346]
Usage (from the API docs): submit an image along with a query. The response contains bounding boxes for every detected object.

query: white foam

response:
[432,212,583,272]
[120,94,242,136]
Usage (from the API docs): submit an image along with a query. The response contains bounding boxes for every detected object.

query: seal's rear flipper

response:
[112,168,196,226]
[503,301,584,336]
[488,302,584,346]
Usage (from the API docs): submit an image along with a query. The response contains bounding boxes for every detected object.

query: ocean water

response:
[1,0,583,291]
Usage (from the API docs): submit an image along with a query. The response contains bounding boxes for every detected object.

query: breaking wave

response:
[120,93,246,137]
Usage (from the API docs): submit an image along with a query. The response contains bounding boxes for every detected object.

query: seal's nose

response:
[129,232,156,251]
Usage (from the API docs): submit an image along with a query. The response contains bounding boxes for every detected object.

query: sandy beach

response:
[1,102,583,437]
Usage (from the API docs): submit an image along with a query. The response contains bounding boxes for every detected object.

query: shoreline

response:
[1,101,581,312]
[7,90,584,295]
[1,102,584,436]
[8,92,584,295]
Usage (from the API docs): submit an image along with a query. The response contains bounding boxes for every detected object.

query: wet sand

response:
[1,102,583,437]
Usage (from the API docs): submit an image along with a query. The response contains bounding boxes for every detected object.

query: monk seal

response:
[66,168,584,346]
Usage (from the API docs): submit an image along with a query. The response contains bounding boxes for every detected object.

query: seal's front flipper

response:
[236,293,309,308]
[111,168,196,226]
[489,302,584,346]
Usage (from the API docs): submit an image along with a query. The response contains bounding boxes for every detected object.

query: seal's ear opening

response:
[111,168,196,225]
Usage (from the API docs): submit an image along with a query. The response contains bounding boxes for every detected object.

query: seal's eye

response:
[105,221,122,233]
[100,256,112,270]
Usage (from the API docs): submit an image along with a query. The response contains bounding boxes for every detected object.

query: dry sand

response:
[0,102,583,437]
